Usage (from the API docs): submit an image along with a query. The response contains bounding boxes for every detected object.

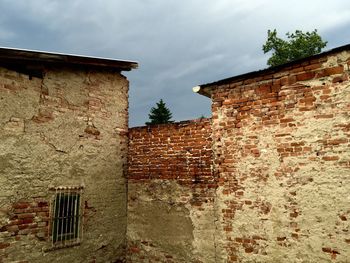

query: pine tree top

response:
[146,99,174,125]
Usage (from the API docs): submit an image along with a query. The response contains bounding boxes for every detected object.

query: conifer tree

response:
[146,99,174,125]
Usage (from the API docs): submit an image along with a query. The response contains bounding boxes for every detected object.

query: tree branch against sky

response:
[262,29,328,67]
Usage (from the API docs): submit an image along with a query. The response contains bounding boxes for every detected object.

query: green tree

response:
[146,99,174,125]
[262,29,327,67]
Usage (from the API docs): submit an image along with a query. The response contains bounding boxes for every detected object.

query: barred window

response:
[50,186,84,248]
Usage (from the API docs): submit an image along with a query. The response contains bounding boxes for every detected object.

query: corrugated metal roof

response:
[0,47,138,71]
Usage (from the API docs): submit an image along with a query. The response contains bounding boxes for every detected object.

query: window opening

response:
[50,186,84,249]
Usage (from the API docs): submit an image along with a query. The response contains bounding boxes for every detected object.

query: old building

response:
[1,43,350,263]
[0,48,137,262]
[128,44,350,262]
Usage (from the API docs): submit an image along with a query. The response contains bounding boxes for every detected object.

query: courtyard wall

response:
[127,119,215,262]
[208,49,350,262]
[128,47,350,262]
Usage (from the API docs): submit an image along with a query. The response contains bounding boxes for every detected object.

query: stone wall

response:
[210,51,350,262]
[127,119,215,262]
[0,65,129,262]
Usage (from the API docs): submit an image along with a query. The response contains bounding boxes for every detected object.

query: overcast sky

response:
[1,0,350,126]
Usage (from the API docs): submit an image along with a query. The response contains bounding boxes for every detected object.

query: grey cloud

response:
[0,0,350,126]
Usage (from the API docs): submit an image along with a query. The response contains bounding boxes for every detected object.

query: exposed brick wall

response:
[127,119,216,262]
[0,199,49,255]
[128,118,213,188]
[210,51,350,262]
[127,49,350,262]
[0,65,129,262]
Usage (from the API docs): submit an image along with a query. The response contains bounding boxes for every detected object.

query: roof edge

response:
[193,85,211,98]
[0,47,138,71]
[197,43,350,91]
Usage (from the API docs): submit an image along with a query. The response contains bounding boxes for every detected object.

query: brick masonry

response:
[0,64,130,262]
[209,51,350,262]
[127,49,350,262]
[0,200,49,251]
[1,47,349,262]
[127,119,216,262]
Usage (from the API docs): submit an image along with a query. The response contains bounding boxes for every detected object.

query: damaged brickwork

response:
[207,50,350,262]
[127,119,216,262]
[1,46,350,262]
[0,50,134,262]
[127,47,350,263]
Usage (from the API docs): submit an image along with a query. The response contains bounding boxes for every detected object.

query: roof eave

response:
[0,47,138,71]
[192,85,212,98]
[196,43,350,93]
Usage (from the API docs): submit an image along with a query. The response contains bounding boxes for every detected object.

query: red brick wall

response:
[210,51,350,262]
[0,199,49,253]
[128,118,213,189]
[127,118,216,262]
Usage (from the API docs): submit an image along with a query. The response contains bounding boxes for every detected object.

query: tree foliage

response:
[146,99,174,125]
[262,29,327,67]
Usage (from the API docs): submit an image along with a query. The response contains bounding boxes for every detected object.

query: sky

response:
[0,0,350,127]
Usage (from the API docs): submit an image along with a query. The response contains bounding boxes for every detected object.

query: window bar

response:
[77,188,82,242]
[59,190,62,244]
[71,191,75,243]
[71,190,74,242]
[52,188,57,246]
[62,189,64,245]
[68,192,75,243]
[62,189,67,244]
[65,189,68,246]
[75,190,80,242]
[67,189,71,244]
[68,190,73,244]
[59,190,63,244]
[52,189,55,246]
[63,189,68,246]
[81,188,83,242]
[56,189,61,244]
[76,190,80,241]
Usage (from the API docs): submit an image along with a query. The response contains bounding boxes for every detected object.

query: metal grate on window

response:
[49,186,84,249]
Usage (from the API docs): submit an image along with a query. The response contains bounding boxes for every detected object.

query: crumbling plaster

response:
[0,66,129,262]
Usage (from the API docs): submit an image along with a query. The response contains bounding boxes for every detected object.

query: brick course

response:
[209,51,350,262]
[0,200,49,239]
[127,48,350,262]
[128,119,213,188]
[128,119,216,262]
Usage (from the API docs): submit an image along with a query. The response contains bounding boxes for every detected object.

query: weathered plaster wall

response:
[0,65,129,262]
[211,51,350,262]
[127,119,216,262]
